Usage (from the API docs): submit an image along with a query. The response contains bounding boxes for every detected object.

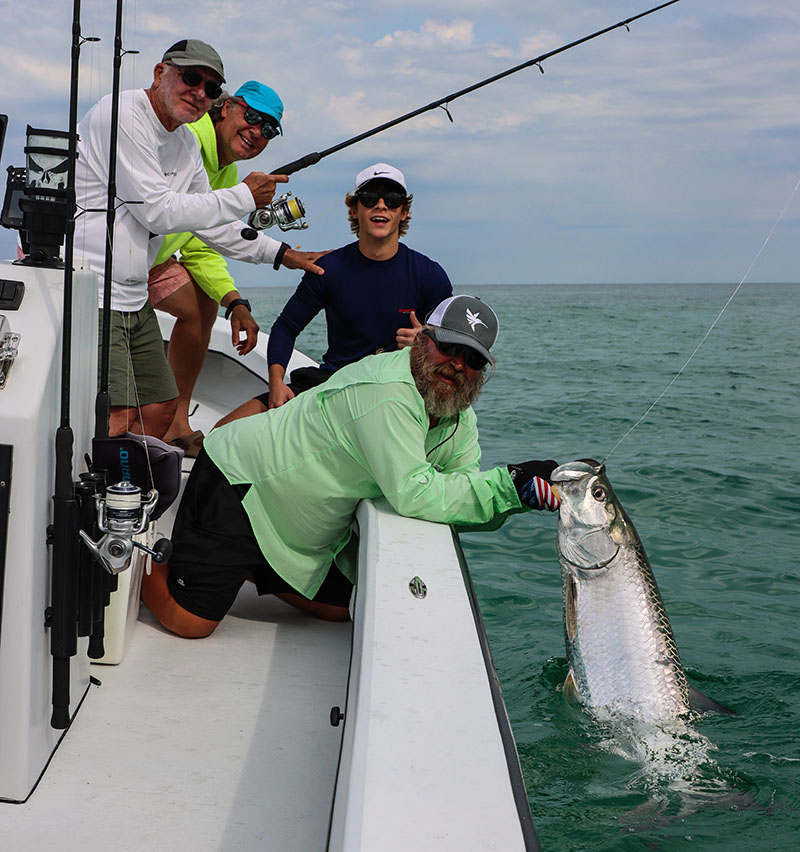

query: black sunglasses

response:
[167,63,222,100]
[356,190,407,209]
[425,330,489,371]
[233,100,280,140]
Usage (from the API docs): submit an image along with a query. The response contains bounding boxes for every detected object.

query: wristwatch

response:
[224,297,251,319]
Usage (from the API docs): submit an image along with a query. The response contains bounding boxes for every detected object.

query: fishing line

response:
[603,172,800,464]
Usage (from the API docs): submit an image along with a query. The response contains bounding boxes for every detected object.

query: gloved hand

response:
[507,459,560,511]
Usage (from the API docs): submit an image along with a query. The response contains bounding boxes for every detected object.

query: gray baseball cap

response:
[426,295,499,366]
[162,39,225,83]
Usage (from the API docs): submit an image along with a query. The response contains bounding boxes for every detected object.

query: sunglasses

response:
[233,101,280,140]
[167,63,222,100]
[425,330,489,371]
[356,190,407,209]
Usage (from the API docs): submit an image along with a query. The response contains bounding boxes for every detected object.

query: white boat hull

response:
[330,498,536,850]
[0,261,96,802]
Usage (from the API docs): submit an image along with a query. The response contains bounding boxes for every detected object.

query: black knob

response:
[152,538,173,564]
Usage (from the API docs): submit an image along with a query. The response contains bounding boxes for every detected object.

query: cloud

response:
[519,30,562,58]
[1,0,799,284]
[375,18,475,51]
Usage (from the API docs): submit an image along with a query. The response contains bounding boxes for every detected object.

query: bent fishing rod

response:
[272,0,681,177]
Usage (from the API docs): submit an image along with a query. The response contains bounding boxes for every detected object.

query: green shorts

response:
[99,302,178,407]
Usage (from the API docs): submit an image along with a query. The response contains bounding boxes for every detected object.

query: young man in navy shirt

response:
[218,162,452,423]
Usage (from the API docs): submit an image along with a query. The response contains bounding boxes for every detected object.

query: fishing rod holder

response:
[0,126,74,267]
[79,480,171,575]
[248,191,307,232]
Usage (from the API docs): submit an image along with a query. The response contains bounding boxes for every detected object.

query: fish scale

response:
[565,549,688,716]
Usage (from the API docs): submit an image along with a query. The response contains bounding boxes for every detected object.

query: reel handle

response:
[133,537,173,564]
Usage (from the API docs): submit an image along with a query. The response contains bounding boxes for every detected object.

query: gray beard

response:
[409,336,485,419]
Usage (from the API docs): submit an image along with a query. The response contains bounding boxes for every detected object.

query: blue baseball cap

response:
[233,81,284,134]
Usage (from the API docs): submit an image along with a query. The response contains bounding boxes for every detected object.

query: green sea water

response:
[247,281,799,851]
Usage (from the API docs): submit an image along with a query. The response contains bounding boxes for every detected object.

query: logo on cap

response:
[466,309,488,332]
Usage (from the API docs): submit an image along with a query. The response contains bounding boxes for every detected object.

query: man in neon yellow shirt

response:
[142,295,561,638]
[148,80,309,454]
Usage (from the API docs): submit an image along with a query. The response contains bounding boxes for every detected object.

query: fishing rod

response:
[49,0,97,732]
[272,0,681,178]
[96,0,139,441]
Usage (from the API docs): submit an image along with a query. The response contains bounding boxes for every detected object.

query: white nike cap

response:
[354,162,407,194]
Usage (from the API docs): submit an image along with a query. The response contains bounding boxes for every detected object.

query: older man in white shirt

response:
[74,38,324,438]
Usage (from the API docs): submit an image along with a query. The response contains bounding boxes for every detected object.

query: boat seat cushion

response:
[90,433,183,521]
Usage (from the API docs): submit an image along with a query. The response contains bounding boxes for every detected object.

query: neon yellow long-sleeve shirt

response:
[151,113,238,303]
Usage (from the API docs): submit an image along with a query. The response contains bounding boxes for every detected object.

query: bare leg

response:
[275,592,350,622]
[109,399,178,440]
[141,561,221,638]
[154,281,219,443]
[214,397,268,429]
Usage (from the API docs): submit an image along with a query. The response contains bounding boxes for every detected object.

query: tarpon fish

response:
[551,460,733,721]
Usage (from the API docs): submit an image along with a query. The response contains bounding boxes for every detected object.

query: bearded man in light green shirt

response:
[142,295,561,638]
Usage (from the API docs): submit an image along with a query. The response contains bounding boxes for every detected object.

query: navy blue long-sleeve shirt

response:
[267,241,452,373]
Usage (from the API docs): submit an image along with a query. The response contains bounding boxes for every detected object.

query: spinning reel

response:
[79,480,172,575]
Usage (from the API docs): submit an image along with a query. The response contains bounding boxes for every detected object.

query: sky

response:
[0,0,798,286]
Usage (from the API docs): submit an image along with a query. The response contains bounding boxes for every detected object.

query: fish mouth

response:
[552,459,602,483]
[559,544,620,572]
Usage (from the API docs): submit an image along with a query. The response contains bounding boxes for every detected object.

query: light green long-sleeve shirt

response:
[151,113,238,303]
[204,348,525,598]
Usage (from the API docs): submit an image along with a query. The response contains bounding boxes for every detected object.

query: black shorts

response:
[167,448,353,621]
[253,365,333,408]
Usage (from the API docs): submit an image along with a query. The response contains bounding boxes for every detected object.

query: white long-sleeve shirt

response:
[74,89,281,310]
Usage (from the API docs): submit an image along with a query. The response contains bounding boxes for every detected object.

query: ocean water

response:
[246,281,799,851]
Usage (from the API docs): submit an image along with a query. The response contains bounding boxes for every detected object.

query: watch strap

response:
[273,242,290,271]
[224,298,251,320]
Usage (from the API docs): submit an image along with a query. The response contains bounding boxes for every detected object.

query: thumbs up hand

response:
[396,309,423,349]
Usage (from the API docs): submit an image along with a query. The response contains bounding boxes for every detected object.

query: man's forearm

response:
[268,363,287,385]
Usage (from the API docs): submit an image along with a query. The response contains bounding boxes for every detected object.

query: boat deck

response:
[1,307,539,850]
[5,588,351,850]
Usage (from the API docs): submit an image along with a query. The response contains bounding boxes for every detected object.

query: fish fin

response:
[563,669,581,705]
[565,577,577,642]
[688,683,736,716]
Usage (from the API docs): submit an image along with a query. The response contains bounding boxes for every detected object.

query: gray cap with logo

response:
[162,39,225,83]
[426,295,499,367]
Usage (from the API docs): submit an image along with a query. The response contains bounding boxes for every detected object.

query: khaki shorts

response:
[99,301,178,407]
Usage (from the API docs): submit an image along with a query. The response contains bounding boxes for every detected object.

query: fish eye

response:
[591,485,606,501]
